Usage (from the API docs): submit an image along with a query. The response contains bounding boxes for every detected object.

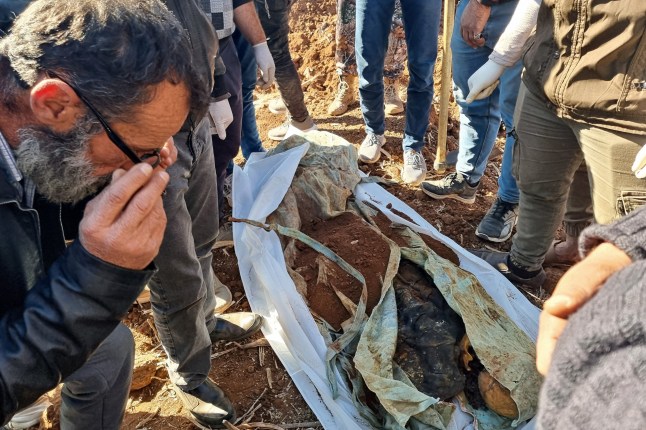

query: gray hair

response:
[0,0,209,122]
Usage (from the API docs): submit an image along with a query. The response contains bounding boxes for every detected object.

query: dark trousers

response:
[212,36,243,215]
[254,0,310,123]
[60,324,133,429]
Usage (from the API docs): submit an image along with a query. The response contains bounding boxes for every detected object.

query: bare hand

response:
[536,242,631,375]
[461,0,490,48]
[79,163,170,270]
[157,136,177,170]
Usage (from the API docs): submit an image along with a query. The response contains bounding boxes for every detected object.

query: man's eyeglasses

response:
[47,71,162,168]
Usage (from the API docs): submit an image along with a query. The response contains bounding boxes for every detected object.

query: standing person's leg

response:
[509,85,584,277]
[544,161,594,266]
[474,28,524,242]
[212,36,243,214]
[256,0,314,141]
[60,324,133,430]
[572,122,646,224]
[149,124,218,392]
[382,0,406,115]
[329,0,359,116]
[398,0,441,184]
[232,29,264,161]
[355,0,394,163]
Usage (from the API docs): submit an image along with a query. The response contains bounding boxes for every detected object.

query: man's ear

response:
[30,79,83,130]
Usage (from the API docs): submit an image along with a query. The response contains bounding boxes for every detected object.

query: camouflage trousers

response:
[335,0,407,79]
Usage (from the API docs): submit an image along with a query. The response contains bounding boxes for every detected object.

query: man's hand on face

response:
[461,0,490,49]
[536,242,631,375]
[79,163,169,270]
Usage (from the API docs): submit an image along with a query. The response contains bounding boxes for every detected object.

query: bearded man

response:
[0,0,208,428]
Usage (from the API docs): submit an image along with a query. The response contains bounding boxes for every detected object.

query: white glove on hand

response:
[253,42,275,89]
[208,100,233,139]
[465,59,506,104]
[632,145,646,178]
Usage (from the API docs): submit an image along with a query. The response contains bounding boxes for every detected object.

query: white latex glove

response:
[208,100,233,139]
[465,59,506,103]
[253,41,275,89]
[632,145,646,178]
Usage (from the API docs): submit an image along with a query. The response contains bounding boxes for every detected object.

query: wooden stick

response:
[434,0,456,173]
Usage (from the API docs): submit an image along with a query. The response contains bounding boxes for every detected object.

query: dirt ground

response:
[36,1,568,428]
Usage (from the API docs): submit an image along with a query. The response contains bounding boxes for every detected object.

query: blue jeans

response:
[451,0,521,203]
[229,29,263,175]
[355,0,441,152]
[149,119,219,390]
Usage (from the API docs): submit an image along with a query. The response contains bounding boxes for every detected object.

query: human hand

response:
[465,59,505,103]
[536,242,631,375]
[631,144,646,178]
[208,100,233,139]
[461,0,490,49]
[79,164,170,270]
[253,42,275,89]
[157,136,177,170]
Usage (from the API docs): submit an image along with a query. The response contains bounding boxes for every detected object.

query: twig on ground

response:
[235,388,268,425]
[135,407,160,429]
[210,346,238,359]
[223,420,242,430]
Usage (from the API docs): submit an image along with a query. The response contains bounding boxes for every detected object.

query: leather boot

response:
[175,378,235,429]
[209,312,263,343]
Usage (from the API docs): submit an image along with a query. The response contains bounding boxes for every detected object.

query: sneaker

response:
[475,198,518,243]
[468,250,546,288]
[223,174,232,208]
[268,97,287,114]
[384,77,404,115]
[358,133,386,163]
[327,74,357,116]
[420,172,478,204]
[267,116,316,141]
[401,149,427,185]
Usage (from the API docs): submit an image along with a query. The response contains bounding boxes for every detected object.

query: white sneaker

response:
[268,98,287,114]
[268,117,316,141]
[401,149,427,185]
[358,133,386,163]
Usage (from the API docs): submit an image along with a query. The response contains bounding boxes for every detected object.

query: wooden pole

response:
[434,0,455,173]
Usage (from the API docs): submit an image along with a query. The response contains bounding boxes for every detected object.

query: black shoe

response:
[175,378,236,429]
[209,312,263,343]
[420,172,479,204]
[469,249,546,288]
[475,198,518,243]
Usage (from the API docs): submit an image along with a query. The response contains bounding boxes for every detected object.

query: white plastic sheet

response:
[232,131,540,429]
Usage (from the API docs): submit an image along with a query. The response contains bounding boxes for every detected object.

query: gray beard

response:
[14,116,111,204]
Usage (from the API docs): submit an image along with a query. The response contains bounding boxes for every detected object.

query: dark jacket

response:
[0,151,153,424]
[523,0,646,134]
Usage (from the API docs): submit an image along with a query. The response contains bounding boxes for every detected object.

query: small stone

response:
[234,292,243,299]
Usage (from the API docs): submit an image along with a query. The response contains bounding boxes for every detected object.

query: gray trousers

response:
[511,83,646,270]
[149,119,219,390]
[60,324,133,429]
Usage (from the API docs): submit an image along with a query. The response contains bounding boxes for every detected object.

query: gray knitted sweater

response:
[537,206,646,429]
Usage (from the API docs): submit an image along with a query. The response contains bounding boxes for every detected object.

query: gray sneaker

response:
[358,132,386,163]
[475,198,518,243]
[468,249,546,288]
[420,172,478,204]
